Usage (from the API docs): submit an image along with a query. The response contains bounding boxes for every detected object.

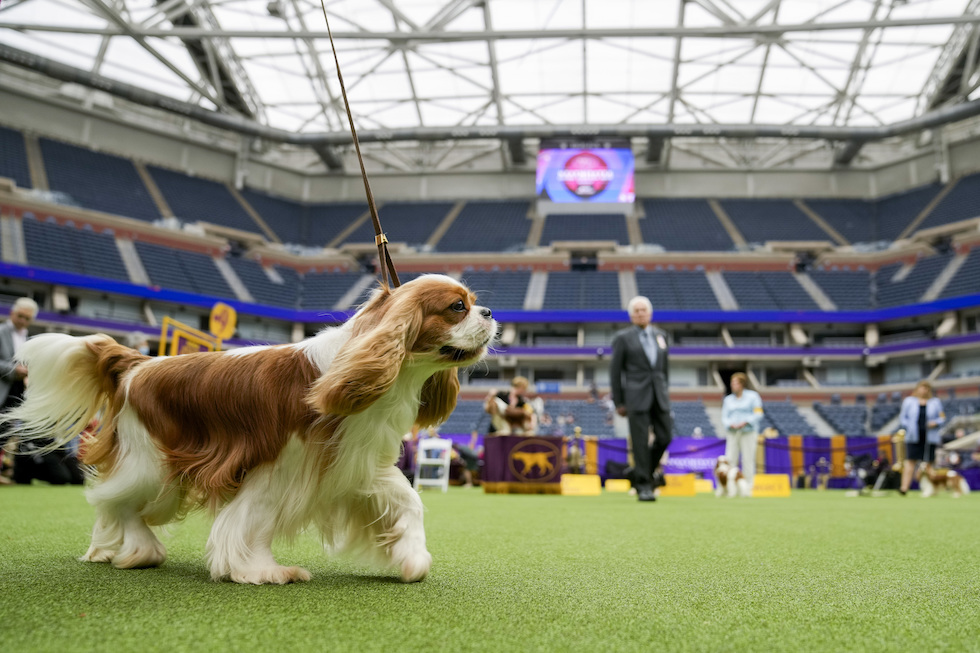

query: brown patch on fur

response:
[80,338,150,473]
[919,464,961,492]
[416,369,460,428]
[716,468,729,487]
[126,346,323,505]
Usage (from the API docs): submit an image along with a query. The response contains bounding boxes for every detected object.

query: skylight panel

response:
[489,0,584,31]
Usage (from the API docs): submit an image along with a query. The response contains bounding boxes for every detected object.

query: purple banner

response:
[483,436,564,485]
[662,438,726,476]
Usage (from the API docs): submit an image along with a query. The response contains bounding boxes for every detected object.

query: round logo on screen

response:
[556,152,614,198]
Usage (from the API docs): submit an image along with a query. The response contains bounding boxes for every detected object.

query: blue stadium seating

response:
[40,138,161,222]
[307,202,368,247]
[438,399,491,435]
[226,257,300,308]
[940,249,980,299]
[460,271,531,310]
[542,271,621,310]
[945,395,980,418]
[239,188,306,245]
[299,271,369,311]
[875,183,942,241]
[671,400,716,437]
[134,241,233,298]
[147,166,257,234]
[804,199,876,244]
[761,401,814,435]
[340,202,453,247]
[635,270,721,310]
[0,126,32,189]
[808,269,872,310]
[22,216,129,281]
[723,271,819,310]
[870,400,900,431]
[915,172,980,232]
[543,399,616,437]
[813,402,868,435]
[720,199,830,243]
[875,253,952,307]
[22,216,82,276]
[435,201,530,252]
[538,214,629,245]
[640,199,734,251]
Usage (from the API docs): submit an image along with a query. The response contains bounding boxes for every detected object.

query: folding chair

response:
[414,437,452,492]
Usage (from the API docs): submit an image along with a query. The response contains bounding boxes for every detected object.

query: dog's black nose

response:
[480,307,492,319]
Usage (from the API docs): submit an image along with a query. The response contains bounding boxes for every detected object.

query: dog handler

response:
[721,372,764,489]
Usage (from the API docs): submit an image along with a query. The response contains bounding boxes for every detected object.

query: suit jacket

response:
[609,325,670,413]
[0,322,21,407]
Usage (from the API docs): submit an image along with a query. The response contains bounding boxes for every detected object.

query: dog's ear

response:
[416,369,459,428]
[307,294,422,416]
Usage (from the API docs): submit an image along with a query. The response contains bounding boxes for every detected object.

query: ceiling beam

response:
[6,14,980,40]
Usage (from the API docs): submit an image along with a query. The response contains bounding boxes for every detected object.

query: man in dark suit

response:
[0,297,83,485]
[610,296,673,502]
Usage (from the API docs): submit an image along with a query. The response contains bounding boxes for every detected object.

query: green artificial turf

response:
[1,485,978,652]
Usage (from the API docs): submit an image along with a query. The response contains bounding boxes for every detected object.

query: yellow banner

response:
[560,474,602,496]
[831,435,847,477]
[604,478,631,493]
[659,473,696,497]
[694,479,715,494]
[752,474,791,497]
[788,435,804,476]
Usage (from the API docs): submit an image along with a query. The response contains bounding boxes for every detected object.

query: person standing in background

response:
[721,372,764,490]
[0,297,83,485]
[610,296,673,503]
[898,380,945,495]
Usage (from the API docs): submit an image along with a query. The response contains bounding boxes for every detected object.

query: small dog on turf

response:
[916,464,971,498]
[3,275,496,584]
[714,456,751,498]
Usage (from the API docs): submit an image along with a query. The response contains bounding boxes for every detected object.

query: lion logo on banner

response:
[509,438,561,482]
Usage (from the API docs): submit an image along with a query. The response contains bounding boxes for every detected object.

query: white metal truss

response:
[2,0,980,173]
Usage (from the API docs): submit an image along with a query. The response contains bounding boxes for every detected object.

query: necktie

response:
[640,329,658,367]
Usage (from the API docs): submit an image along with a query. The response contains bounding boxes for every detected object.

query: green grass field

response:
[2,485,978,652]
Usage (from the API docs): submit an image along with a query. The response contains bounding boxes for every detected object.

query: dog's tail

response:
[2,333,147,460]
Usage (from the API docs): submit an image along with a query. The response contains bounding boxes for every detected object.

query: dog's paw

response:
[399,550,432,583]
[80,546,116,563]
[230,566,312,585]
[112,542,167,569]
[390,534,431,582]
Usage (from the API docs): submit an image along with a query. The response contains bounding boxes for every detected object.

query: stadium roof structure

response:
[2,0,980,173]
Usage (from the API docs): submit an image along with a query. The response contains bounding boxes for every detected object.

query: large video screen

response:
[535,139,635,203]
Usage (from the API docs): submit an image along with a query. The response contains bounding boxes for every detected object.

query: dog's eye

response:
[450,300,466,312]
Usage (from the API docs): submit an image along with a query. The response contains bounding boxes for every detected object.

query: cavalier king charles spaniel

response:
[916,464,971,498]
[3,275,496,584]
[714,456,751,498]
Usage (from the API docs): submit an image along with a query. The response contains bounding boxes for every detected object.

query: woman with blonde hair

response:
[721,372,764,488]
[898,380,945,495]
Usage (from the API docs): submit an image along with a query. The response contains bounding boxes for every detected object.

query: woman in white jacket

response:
[721,373,764,487]
[898,380,946,495]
